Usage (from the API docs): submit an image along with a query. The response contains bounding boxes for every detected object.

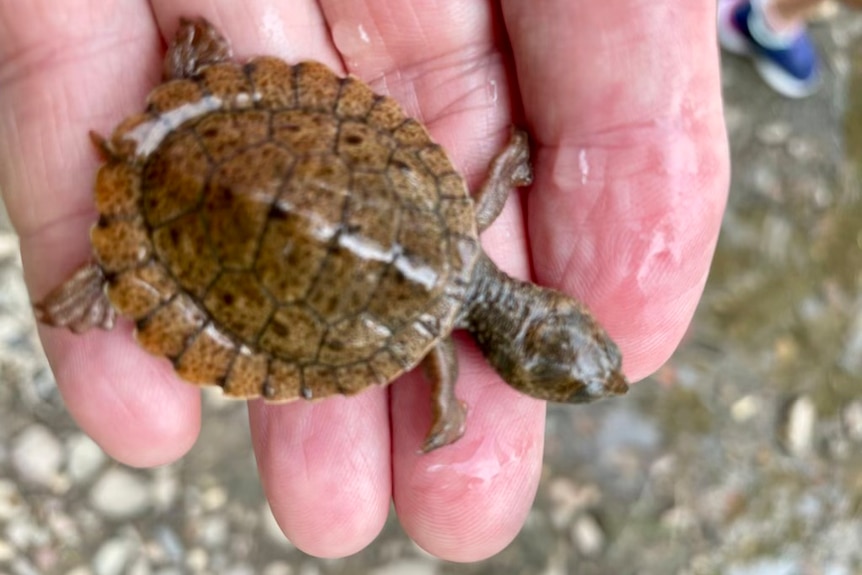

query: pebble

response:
[0,479,26,521]
[6,514,51,549]
[572,514,605,557]
[67,434,107,484]
[0,540,15,561]
[153,525,186,564]
[11,425,64,488]
[198,515,229,549]
[756,121,791,146]
[200,485,228,511]
[89,469,152,520]
[839,306,862,374]
[842,400,862,442]
[186,547,208,572]
[92,538,136,575]
[779,395,817,457]
[262,562,294,575]
[151,467,179,512]
[0,232,18,261]
[547,477,601,529]
[731,395,762,422]
[370,560,439,575]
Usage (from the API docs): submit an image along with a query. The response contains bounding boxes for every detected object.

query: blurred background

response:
[1,5,861,575]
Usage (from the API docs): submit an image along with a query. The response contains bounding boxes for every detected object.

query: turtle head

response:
[465,254,628,403]
[509,298,629,402]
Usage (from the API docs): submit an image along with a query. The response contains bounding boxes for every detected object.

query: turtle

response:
[34,17,628,452]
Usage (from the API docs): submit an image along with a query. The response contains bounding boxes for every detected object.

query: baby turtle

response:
[35,18,628,452]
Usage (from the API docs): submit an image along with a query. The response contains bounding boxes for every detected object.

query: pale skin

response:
[0,0,729,562]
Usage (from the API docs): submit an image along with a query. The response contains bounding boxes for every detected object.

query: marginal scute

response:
[387,149,439,211]
[302,365,339,398]
[176,323,237,384]
[90,217,151,273]
[367,95,407,131]
[107,262,178,319]
[294,61,342,111]
[265,360,302,400]
[222,350,268,397]
[319,314,392,365]
[198,63,254,108]
[135,293,206,359]
[335,363,378,394]
[335,76,376,119]
[245,56,297,108]
[94,163,140,217]
[147,80,205,113]
[392,119,432,148]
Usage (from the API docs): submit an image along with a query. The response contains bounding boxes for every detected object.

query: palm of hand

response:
[0,0,728,561]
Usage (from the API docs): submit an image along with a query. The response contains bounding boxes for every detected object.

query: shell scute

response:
[271,109,338,154]
[140,130,208,227]
[258,305,325,363]
[151,213,220,299]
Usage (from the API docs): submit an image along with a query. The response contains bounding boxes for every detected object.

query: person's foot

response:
[718,0,821,98]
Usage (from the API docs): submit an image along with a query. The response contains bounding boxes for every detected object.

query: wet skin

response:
[0,0,729,562]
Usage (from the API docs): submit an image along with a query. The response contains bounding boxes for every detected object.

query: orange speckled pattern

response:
[92,44,476,402]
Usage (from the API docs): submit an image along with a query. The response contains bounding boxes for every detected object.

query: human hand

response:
[0,0,728,561]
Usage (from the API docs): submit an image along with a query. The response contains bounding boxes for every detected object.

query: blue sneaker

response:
[718,0,821,98]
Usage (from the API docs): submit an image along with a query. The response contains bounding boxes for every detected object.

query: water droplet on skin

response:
[488,79,498,104]
[579,149,590,185]
[332,21,372,69]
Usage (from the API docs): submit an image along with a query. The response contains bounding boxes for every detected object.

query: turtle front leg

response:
[473,129,533,232]
[420,337,467,453]
[33,263,115,333]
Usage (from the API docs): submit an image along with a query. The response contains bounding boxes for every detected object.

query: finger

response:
[0,0,200,466]
[248,389,391,558]
[390,337,545,562]
[503,0,730,381]
[145,0,394,556]
[317,0,545,561]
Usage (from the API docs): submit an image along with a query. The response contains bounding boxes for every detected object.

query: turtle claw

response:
[420,399,467,453]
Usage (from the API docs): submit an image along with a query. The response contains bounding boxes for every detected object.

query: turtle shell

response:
[90,57,480,401]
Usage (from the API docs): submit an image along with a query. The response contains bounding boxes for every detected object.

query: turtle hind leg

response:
[420,337,467,453]
[473,129,533,232]
[33,263,115,333]
[163,17,233,80]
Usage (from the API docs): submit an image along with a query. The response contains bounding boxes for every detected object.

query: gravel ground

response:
[2,7,862,575]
